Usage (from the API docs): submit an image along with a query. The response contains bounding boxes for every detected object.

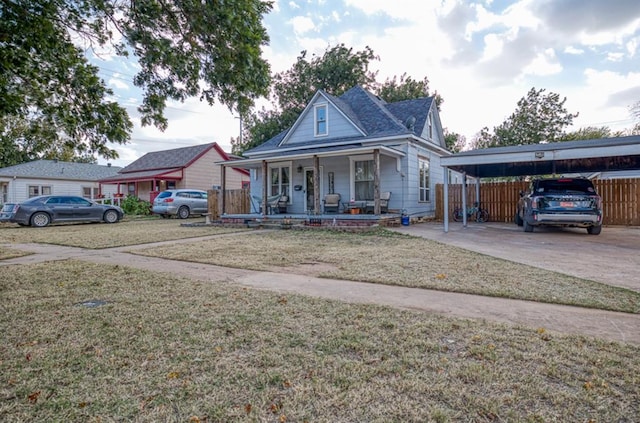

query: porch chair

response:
[274,195,289,214]
[323,193,341,213]
[365,191,391,214]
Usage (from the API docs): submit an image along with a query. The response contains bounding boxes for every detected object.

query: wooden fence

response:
[436,178,640,225]
[207,188,251,218]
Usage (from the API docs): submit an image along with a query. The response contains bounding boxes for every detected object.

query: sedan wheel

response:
[104,209,120,223]
[587,225,602,235]
[31,212,51,227]
[177,206,190,219]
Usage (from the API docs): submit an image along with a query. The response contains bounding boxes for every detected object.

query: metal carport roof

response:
[439,135,640,231]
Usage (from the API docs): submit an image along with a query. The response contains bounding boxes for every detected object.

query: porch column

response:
[261,160,268,215]
[373,149,381,215]
[220,164,226,215]
[313,155,320,214]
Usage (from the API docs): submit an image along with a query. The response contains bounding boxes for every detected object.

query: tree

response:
[1,0,272,166]
[471,88,578,149]
[233,44,379,154]
[233,45,444,155]
[377,73,443,109]
[560,126,612,141]
[444,130,466,153]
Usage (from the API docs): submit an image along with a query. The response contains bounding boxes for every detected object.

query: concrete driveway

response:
[391,222,640,292]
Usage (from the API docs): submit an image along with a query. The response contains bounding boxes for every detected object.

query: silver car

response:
[1,195,124,227]
[152,189,209,219]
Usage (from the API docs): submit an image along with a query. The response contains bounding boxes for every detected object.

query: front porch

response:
[219,210,406,229]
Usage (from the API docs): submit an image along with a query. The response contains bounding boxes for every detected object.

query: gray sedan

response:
[0,195,124,227]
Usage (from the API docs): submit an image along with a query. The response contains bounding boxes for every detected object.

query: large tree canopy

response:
[1,0,272,166]
[233,44,443,154]
[471,87,578,149]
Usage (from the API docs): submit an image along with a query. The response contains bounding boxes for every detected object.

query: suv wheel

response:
[177,205,190,219]
[523,220,534,233]
[587,225,602,235]
[514,210,523,226]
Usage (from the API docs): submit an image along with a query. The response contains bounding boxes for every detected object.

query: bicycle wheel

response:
[476,209,489,223]
[452,208,463,222]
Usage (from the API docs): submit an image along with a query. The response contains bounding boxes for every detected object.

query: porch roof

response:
[99,168,183,183]
[218,144,405,169]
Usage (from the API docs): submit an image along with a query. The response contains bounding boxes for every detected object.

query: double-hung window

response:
[270,165,291,197]
[354,159,374,201]
[315,104,327,136]
[28,185,51,198]
[419,157,430,202]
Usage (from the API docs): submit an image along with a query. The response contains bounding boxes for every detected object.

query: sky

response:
[93,0,640,167]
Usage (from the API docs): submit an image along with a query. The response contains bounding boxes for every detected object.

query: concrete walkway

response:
[2,225,639,345]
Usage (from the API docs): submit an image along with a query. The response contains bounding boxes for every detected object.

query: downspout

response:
[443,167,449,233]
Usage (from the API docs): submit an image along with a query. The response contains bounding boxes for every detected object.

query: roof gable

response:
[244,85,440,157]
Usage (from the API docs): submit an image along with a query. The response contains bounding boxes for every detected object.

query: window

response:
[354,160,374,201]
[83,187,98,199]
[1,184,7,203]
[419,157,430,202]
[127,183,135,197]
[427,113,433,139]
[315,104,327,136]
[28,185,51,198]
[270,165,291,197]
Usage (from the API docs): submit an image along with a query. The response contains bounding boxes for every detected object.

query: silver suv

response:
[152,189,208,219]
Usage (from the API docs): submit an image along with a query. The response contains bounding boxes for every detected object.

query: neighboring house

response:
[0,160,122,205]
[221,85,451,216]
[99,142,250,203]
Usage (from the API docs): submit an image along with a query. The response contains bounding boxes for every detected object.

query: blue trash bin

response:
[401,214,410,226]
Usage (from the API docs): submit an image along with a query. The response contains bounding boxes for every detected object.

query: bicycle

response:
[452,202,489,223]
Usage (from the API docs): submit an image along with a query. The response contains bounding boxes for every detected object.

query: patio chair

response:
[251,194,283,214]
[323,193,341,213]
[365,191,391,214]
[274,195,289,214]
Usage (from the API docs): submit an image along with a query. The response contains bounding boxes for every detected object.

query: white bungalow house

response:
[219,85,451,221]
[0,160,122,205]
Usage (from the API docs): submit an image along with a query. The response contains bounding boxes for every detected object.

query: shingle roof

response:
[0,160,122,181]
[244,86,433,156]
[120,142,218,173]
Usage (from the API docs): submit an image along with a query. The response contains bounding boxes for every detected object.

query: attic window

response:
[427,113,433,139]
[315,104,327,137]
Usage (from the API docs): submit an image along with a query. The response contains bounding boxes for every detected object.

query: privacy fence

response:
[207,188,251,218]
[435,178,640,226]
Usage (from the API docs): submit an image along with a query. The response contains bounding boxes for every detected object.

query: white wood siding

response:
[1,177,119,203]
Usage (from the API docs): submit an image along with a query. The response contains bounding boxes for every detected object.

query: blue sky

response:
[94,0,640,166]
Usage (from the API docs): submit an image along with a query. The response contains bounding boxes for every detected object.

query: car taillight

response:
[164,198,174,203]
[594,196,602,209]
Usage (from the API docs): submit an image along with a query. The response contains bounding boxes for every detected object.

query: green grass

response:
[1,260,638,422]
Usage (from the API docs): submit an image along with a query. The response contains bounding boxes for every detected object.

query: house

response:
[0,160,122,204]
[219,85,451,219]
[99,142,250,203]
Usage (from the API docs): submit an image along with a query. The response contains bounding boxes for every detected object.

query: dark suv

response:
[515,177,603,235]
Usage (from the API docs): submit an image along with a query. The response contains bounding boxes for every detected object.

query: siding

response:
[2,177,119,203]
[284,101,362,145]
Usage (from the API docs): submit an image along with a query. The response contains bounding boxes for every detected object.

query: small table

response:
[343,201,366,214]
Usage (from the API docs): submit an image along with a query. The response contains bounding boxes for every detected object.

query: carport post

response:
[462,173,468,227]
[443,166,449,232]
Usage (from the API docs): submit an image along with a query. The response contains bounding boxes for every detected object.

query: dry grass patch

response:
[1,260,638,422]
[133,229,640,313]
[0,218,247,249]
[0,246,32,260]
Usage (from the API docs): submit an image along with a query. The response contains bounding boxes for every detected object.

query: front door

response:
[303,168,323,213]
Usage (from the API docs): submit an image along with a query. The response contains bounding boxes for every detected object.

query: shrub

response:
[120,195,152,216]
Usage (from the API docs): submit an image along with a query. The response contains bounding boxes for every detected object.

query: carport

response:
[440,135,640,232]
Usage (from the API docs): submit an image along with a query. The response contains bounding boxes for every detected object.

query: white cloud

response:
[289,16,316,36]
[108,77,129,90]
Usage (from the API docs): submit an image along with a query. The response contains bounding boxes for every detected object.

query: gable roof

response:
[244,86,438,157]
[0,160,122,181]
[119,142,223,173]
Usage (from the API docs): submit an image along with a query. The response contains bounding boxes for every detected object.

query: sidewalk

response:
[2,236,639,345]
